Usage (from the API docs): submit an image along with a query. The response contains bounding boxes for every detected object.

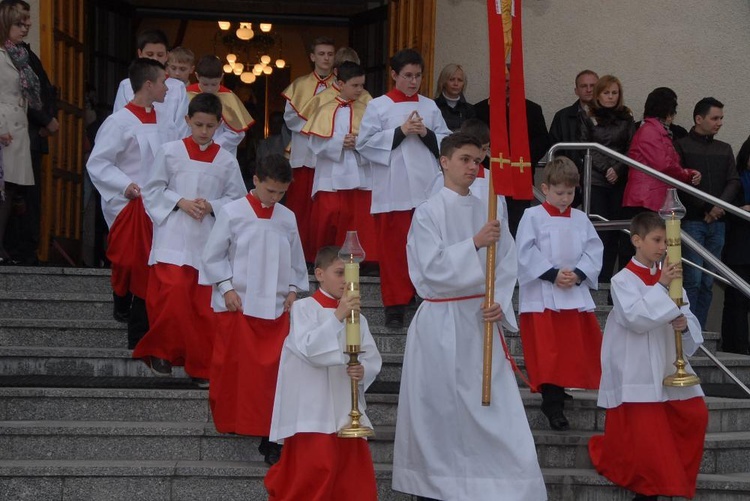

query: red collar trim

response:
[185,83,232,94]
[246,191,274,219]
[313,289,339,309]
[386,88,419,103]
[625,259,661,286]
[335,96,354,106]
[315,72,334,85]
[331,81,341,92]
[183,137,220,163]
[542,201,571,218]
[477,167,486,178]
[125,102,157,124]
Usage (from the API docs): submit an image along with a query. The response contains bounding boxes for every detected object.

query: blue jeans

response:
[682,220,725,328]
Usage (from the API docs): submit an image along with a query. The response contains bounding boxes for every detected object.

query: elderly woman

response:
[0,1,39,264]
[623,88,701,214]
[434,63,475,131]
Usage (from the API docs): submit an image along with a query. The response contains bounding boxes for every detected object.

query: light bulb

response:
[263,66,273,75]
[252,66,263,76]
[226,53,237,63]
[236,23,253,40]
[223,63,233,74]
[240,72,256,84]
[218,21,230,31]
[233,65,243,75]
[260,55,271,65]
[275,58,286,69]
[260,23,272,32]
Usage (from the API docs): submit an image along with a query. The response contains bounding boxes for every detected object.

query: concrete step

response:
[2,420,749,476]
[0,319,127,349]
[1,461,748,501]
[3,387,750,434]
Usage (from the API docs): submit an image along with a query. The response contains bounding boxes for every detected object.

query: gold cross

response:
[510,156,531,174]
[490,154,510,169]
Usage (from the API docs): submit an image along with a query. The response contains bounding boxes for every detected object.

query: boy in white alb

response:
[356,48,451,327]
[281,36,336,261]
[589,211,707,500]
[133,93,247,381]
[184,55,255,157]
[86,58,177,348]
[393,133,546,501]
[166,46,194,86]
[516,157,603,431]
[303,61,377,263]
[113,29,189,132]
[264,246,381,500]
[201,154,309,465]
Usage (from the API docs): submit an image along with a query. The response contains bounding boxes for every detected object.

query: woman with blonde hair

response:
[434,63,475,131]
[0,1,39,264]
[580,74,635,283]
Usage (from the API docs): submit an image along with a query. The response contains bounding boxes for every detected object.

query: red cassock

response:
[520,309,602,390]
[589,397,708,498]
[283,166,316,261]
[106,197,152,299]
[132,263,215,378]
[264,432,377,501]
[209,310,290,435]
[310,190,378,263]
[374,210,415,307]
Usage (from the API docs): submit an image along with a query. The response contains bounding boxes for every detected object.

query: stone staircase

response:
[1,266,750,500]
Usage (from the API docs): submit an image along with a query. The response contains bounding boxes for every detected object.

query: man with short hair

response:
[675,97,739,328]
[548,70,598,170]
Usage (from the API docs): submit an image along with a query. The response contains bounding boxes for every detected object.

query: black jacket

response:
[549,100,584,167]
[579,107,635,188]
[434,94,476,132]
[675,128,739,221]
[23,42,57,154]
[723,135,750,265]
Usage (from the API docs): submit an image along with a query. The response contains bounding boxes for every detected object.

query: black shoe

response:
[191,377,209,389]
[546,410,570,431]
[633,495,658,501]
[112,292,132,323]
[385,305,406,328]
[264,441,282,465]
[146,356,172,376]
[258,436,270,456]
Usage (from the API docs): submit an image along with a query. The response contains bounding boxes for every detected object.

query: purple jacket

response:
[623,117,695,211]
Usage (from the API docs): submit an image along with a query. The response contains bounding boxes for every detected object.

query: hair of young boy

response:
[136,29,169,51]
[334,47,360,67]
[256,154,293,184]
[169,46,195,65]
[336,61,365,83]
[390,48,424,74]
[195,55,223,79]
[129,58,165,93]
[630,211,665,238]
[439,132,481,158]
[309,36,335,54]
[315,245,341,270]
[543,156,579,186]
[188,92,222,121]
[459,118,490,145]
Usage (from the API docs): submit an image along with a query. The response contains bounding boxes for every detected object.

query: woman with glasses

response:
[0,1,40,264]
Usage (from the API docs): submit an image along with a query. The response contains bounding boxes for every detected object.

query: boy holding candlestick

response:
[515,156,603,431]
[265,245,381,500]
[392,133,546,500]
[201,154,308,465]
[589,211,707,500]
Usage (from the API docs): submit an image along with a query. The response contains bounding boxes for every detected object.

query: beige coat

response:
[0,46,33,186]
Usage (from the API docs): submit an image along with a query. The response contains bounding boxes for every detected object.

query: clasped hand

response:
[400,110,427,137]
[178,198,213,221]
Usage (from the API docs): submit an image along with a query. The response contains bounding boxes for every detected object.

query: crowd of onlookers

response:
[434,62,750,355]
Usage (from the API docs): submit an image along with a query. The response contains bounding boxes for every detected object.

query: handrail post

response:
[583,149,592,216]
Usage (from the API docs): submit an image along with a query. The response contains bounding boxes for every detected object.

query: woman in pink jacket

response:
[623,88,701,214]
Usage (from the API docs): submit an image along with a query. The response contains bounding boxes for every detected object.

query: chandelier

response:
[216,21,286,85]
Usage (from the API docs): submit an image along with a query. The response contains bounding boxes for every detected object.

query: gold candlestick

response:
[337,231,375,438]
[659,189,701,387]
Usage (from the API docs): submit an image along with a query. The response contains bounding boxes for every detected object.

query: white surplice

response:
[516,205,603,313]
[86,108,178,227]
[598,259,704,408]
[308,105,371,196]
[392,187,547,501]
[269,293,382,442]
[141,139,247,269]
[200,197,309,318]
[114,76,190,131]
[356,95,451,214]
